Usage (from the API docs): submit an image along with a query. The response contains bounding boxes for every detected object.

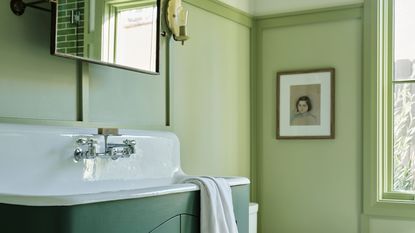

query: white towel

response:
[181,176,239,233]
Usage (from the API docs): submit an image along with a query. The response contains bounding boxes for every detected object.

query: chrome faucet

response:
[73,138,98,161]
[106,139,136,160]
[73,128,136,162]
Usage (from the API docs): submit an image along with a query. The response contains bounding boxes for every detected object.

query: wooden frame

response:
[276,68,335,139]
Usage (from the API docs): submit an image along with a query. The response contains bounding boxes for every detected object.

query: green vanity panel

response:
[1,185,249,233]
[152,216,181,233]
[180,214,199,233]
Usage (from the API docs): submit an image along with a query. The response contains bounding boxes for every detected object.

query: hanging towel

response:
[181,176,239,233]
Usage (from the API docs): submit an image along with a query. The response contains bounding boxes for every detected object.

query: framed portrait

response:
[276,68,335,139]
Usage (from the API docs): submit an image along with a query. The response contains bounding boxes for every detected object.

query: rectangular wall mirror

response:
[51,0,160,74]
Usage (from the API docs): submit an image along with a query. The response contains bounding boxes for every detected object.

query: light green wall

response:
[255,10,362,233]
[0,4,77,120]
[12,2,415,233]
[88,2,252,177]
[170,4,251,177]
[0,1,251,178]
[88,59,166,127]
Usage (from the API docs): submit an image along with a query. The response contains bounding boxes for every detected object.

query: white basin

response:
[0,123,249,206]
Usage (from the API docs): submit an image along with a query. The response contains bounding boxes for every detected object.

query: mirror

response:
[51,0,160,74]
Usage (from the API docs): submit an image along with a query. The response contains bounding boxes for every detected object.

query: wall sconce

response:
[166,0,189,45]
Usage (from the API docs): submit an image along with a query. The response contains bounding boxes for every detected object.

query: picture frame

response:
[276,68,335,139]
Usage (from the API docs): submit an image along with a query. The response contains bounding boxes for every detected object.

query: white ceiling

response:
[218,0,363,16]
[218,0,253,14]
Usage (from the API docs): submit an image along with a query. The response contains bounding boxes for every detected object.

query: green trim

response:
[255,3,363,20]
[363,0,378,217]
[0,118,89,128]
[255,3,363,29]
[0,117,170,131]
[392,79,415,84]
[76,61,83,121]
[253,8,264,227]
[184,0,252,28]
[375,0,394,202]
[249,22,257,202]
[383,192,415,201]
[360,214,370,233]
[81,120,170,130]
[81,62,90,122]
[385,0,394,197]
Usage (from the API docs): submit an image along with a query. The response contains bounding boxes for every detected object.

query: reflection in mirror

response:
[52,0,160,74]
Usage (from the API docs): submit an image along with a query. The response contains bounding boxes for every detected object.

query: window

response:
[101,1,158,71]
[392,0,415,194]
[371,0,415,204]
[114,6,157,70]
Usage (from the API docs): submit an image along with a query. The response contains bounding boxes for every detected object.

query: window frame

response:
[364,0,415,218]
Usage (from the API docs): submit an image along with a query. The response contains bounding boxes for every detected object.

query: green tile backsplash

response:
[56,0,85,57]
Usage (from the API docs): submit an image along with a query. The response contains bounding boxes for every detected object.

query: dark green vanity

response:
[1,185,248,233]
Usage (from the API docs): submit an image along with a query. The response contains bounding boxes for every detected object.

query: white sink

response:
[0,123,249,206]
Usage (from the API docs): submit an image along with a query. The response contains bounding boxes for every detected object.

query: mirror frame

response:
[50,0,161,75]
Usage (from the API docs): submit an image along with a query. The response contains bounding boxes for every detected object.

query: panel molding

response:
[0,117,169,131]
[255,3,363,29]
[252,2,364,230]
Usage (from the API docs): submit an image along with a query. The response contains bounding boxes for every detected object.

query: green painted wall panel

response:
[0,3,77,120]
[257,19,362,233]
[170,3,251,178]
[369,217,415,233]
[88,2,252,178]
[88,62,166,127]
[0,0,251,178]
[87,0,167,127]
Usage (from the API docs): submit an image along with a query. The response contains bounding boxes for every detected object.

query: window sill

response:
[382,192,415,201]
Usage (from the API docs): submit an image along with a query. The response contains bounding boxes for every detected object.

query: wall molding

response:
[255,3,363,29]
[0,117,168,131]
